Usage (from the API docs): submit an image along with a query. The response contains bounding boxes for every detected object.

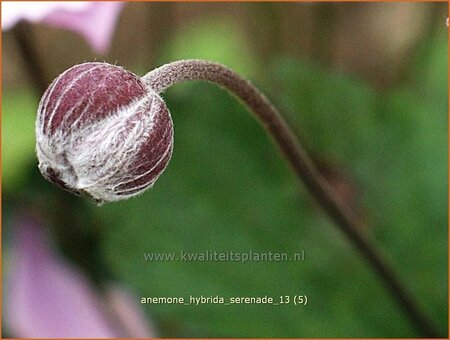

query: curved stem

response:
[143,60,439,337]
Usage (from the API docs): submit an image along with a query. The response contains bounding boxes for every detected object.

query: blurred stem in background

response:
[313,3,337,64]
[11,21,111,286]
[12,21,49,95]
[144,3,174,70]
[251,3,283,63]
[9,20,140,338]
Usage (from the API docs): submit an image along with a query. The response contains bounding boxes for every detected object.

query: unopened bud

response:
[36,62,173,204]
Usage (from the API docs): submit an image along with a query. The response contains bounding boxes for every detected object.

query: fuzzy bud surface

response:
[36,62,173,204]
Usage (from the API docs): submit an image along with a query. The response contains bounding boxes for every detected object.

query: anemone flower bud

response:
[36,62,173,204]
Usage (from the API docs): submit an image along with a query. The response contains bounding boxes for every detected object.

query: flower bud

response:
[36,62,173,204]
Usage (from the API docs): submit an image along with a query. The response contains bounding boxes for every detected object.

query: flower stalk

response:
[143,60,439,338]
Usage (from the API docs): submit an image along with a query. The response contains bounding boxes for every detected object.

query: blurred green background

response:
[2,2,448,337]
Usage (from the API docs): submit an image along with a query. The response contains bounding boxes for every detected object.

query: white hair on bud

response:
[113,136,173,195]
[37,65,74,133]
[36,89,172,204]
[44,65,104,134]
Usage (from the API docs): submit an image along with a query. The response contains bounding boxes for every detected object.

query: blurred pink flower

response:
[105,284,157,338]
[1,1,125,54]
[5,216,155,338]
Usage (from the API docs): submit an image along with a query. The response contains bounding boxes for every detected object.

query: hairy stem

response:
[143,60,439,337]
